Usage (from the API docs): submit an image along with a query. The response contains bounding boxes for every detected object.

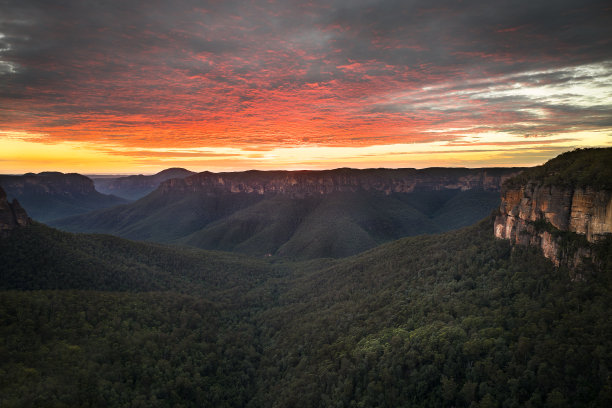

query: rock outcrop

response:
[494,184,611,267]
[493,148,612,269]
[159,167,523,197]
[0,186,31,237]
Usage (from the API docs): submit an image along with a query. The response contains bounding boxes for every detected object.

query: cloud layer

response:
[1,0,611,169]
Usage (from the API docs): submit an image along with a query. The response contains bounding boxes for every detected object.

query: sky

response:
[1,0,611,174]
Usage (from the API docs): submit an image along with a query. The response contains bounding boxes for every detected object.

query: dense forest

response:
[1,216,611,407]
[2,149,611,406]
[503,148,612,190]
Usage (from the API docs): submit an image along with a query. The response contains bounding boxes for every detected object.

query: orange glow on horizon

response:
[2,129,610,174]
[3,60,610,174]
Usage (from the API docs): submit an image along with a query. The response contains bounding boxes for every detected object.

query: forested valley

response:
[1,217,611,407]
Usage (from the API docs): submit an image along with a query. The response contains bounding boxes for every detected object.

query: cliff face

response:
[493,149,612,269]
[494,184,611,267]
[159,168,522,197]
[495,184,612,242]
[0,186,30,237]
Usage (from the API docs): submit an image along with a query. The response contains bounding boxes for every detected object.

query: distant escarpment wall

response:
[158,168,524,197]
[0,172,97,197]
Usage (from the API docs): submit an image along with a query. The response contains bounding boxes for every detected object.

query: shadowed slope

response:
[52,167,513,259]
[0,222,273,295]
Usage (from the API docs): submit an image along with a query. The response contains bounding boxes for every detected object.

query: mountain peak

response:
[155,167,193,177]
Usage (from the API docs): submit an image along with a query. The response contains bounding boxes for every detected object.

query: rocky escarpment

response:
[0,186,30,237]
[494,148,612,270]
[494,184,611,267]
[159,167,523,197]
[0,172,98,197]
[0,172,127,222]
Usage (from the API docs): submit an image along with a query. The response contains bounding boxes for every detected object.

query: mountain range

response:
[1,149,611,406]
[52,167,522,258]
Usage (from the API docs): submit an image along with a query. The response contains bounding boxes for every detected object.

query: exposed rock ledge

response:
[494,183,611,268]
[0,186,31,237]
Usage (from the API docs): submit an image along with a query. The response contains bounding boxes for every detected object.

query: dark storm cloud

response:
[326,0,612,68]
[3,0,605,87]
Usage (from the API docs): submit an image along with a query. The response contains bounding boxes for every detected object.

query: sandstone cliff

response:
[0,186,31,237]
[494,148,612,269]
[158,167,523,197]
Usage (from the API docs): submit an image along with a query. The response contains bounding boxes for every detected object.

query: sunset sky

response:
[1,0,611,174]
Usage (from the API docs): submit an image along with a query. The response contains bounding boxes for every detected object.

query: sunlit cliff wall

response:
[493,148,612,270]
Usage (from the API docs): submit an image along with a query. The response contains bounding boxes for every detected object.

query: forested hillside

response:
[2,217,611,407]
[503,148,612,190]
[0,222,274,297]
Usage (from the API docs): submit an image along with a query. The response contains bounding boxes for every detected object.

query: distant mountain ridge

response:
[94,167,194,200]
[159,167,521,196]
[53,166,523,259]
[0,172,127,222]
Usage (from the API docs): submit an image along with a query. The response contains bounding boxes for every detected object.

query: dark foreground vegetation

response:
[1,217,611,407]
